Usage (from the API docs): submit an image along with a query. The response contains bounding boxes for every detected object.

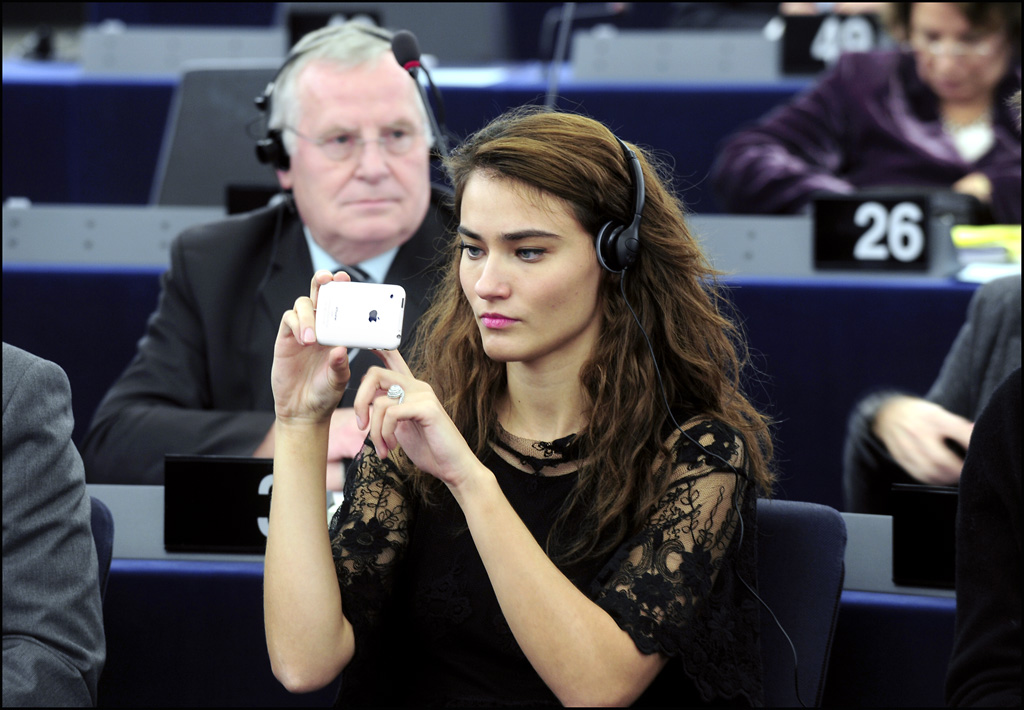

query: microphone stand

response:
[545,2,576,110]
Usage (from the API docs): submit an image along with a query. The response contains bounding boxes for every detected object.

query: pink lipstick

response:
[481,314,517,329]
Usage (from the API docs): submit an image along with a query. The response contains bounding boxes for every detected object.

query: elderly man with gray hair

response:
[83,22,452,490]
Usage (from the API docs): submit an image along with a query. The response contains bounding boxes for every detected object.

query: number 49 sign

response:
[814,194,931,271]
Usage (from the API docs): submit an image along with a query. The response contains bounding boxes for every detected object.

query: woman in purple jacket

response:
[712,3,1021,223]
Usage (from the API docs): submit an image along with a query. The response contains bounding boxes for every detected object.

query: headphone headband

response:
[254,23,438,170]
[595,137,645,273]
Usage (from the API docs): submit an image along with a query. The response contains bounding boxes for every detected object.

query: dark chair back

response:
[90,496,114,600]
[757,498,847,707]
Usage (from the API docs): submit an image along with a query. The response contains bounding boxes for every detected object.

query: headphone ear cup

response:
[595,221,625,273]
[617,225,640,271]
[255,130,289,170]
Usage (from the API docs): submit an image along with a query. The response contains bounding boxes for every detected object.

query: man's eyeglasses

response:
[906,34,1001,58]
[285,126,420,161]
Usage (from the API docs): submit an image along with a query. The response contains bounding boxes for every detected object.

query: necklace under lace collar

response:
[491,422,582,477]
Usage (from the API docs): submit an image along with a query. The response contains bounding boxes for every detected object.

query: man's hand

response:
[325,408,370,491]
[951,172,993,204]
[873,396,974,485]
[327,407,370,462]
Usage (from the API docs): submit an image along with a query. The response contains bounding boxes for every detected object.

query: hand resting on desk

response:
[873,395,974,486]
[951,172,993,206]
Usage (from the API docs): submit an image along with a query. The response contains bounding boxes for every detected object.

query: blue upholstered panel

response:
[1,265,164,446]
[100,559,340,706]
[726,276,977,508]
[3,61,805,212]
[98,560,954,707]
[2,63,175,204]
[825,591,956,707]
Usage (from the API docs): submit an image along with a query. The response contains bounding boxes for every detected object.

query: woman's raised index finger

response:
[372,348,413,377]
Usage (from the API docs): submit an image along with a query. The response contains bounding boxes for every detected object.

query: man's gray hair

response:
[267,21,434,156]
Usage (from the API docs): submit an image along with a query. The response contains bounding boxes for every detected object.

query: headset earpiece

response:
[596,137,645,274]
[255,129,289,171]
[595,222,628,272]
[254,54,296,170]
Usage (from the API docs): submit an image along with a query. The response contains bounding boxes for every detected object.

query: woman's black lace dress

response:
[327,417,764,706]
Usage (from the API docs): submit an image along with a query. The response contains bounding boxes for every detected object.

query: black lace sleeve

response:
[328,442,413,642]
[590,418,764,705]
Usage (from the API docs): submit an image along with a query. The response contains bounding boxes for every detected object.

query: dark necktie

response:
[335,264,371,283]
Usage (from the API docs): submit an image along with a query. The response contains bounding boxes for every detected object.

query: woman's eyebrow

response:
[457,225,561,242]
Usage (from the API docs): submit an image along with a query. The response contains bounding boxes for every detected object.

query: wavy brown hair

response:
[400,107,773,564]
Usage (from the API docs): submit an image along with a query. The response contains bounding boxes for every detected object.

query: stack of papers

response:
[952,225,1021,283]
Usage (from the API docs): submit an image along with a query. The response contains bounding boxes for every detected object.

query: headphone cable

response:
[617,271,807,708]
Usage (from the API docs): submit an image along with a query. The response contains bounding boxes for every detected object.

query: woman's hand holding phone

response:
[271,270,353,425]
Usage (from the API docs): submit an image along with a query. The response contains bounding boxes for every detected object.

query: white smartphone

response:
[315,281,406,350]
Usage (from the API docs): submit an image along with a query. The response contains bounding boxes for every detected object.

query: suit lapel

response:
[259,213,313,332]
[247,211,313,409]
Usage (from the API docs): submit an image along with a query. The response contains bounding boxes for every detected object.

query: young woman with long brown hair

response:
[265,107,774,706]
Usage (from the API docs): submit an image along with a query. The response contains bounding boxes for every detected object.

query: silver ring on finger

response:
[387,384,406,405]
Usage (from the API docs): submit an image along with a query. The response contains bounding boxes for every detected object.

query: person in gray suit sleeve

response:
[843,274,1022,513]
[3,343,105,707]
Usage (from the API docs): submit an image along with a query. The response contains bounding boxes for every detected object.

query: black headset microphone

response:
[604,139,806,708]
[390,30,449,157]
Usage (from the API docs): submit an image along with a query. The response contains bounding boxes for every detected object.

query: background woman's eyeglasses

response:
[905,35,1001,58]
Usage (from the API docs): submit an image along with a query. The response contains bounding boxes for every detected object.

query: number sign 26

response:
[815,196,931,271]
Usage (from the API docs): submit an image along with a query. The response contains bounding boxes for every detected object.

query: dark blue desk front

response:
[2,265,976,510]
[100,559,339,707]
[2,60,808,213]
[97,549,955,706]
[824,591,956,707]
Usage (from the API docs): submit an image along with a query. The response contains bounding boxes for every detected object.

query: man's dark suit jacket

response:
[81,189,453,484]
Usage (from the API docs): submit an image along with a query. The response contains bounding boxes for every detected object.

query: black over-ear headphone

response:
[595,137,645,274]
[254,24,442,171]
[253,73,293,171]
